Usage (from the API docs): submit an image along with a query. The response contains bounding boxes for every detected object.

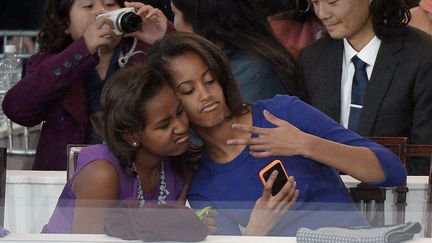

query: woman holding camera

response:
[147,32,407,236]
[2,0,169,170]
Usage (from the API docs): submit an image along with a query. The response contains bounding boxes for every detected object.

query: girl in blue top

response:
[146,32,407,236]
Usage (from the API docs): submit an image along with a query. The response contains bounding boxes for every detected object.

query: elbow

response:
[2,96,41,127]
[375,164,407,187]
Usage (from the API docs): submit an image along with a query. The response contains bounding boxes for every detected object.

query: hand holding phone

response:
[247,160,298,235]
[259,160,289,196]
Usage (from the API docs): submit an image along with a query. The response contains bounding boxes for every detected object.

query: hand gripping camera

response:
[97,7,142,35]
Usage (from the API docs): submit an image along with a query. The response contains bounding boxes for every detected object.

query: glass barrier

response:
[1,172,430,242]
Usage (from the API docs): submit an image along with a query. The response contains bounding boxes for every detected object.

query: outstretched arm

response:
[228,109,385,183]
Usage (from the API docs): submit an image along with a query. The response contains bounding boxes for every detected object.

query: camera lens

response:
[119,12,142,33]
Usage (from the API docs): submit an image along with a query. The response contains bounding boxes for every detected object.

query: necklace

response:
[134,160,170,207]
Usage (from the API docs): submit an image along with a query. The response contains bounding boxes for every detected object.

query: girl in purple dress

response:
[43,64,198,233]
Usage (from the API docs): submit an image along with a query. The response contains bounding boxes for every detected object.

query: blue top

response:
[226,50,289,103]
[188,95,406,236]
[42,144,185,233]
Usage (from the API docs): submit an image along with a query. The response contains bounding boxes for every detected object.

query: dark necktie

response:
[348,55,368,132]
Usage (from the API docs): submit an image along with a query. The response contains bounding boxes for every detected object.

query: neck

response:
[134,153,163,193]
[193,112,252,164]
[347,18,375,51]
[134,152,162,175]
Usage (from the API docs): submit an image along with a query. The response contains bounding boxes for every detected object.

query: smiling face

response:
[68,0,120,40]
[311,0,374,43]
[135,85,190,157]
[167,51,230,128]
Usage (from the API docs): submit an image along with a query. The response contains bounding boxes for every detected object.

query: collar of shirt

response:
[343,36,381,78]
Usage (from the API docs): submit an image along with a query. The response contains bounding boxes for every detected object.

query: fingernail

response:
[263,109,269,115]
[272,170,278,175]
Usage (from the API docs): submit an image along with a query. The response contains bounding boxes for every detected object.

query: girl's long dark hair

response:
[171,0,300,96]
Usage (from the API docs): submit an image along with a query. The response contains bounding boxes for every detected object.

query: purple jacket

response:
[2,38,148,170]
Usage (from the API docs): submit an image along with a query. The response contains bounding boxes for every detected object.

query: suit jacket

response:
[298,26,432,174]
[2,38,148,170]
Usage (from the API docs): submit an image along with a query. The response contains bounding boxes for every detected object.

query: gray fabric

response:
[296,221,421,243]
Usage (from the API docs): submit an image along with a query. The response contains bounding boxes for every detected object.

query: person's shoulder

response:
[73,145,120,187]
[390,26,432,63]
[254,94,301,106]
[397,26,432,48]
[78,144,119,168]
[229,50,268,66]
[253,95,303,117]
[79,144,110,156]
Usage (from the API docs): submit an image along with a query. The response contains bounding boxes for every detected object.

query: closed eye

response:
[205,79,216,84]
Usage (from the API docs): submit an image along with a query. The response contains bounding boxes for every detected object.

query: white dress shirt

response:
[340,36,381,128]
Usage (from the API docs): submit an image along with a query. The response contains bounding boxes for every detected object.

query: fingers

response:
[282,189,299,212]
[127,1,157,18]
[145,8,164,19]
[262,170,278,199]
[249,150,274,158]
[203,209,218,235]
[263,110,290,127]
[226,137,265,146]
[231,124,268,136]
[275,176,296,201]
[95,16,115,30]
[124,1,147,12]
[84,17,118,54]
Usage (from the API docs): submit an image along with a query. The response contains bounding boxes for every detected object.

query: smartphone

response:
[259,160,289,196]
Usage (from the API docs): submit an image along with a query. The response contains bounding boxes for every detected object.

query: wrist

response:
[244,221,269,236]
[300,133,317,159]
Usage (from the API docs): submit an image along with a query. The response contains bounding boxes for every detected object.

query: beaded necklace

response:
[133,161,170,207]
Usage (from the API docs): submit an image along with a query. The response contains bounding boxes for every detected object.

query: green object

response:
[196,206,212,219]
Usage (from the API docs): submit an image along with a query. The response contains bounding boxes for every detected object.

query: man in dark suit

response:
[298,0,432,175]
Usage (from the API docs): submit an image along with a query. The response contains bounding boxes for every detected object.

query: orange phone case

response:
[259,159,288,185]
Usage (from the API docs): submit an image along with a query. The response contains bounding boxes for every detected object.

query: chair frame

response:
[66,144,88,180]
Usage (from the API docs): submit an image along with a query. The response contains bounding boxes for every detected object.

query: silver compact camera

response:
[97,7,142,35]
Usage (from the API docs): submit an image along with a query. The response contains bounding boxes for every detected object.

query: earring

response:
[65,29,69,34]
[132,141,138,148]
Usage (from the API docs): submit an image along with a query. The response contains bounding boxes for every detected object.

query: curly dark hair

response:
[37,0,125,52]
[370,0,411,39]
[171,0,299,96]
[100,64,198,179]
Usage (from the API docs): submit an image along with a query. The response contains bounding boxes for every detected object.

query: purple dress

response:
[42,144,185,233]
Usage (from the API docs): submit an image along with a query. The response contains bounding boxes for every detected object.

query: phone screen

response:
[261,161,288,196]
